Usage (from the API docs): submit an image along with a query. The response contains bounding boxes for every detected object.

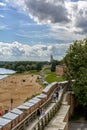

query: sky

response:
[0,0,87,61]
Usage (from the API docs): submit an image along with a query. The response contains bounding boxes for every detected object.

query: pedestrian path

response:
[26,90,63,130]
[44,103,70,130]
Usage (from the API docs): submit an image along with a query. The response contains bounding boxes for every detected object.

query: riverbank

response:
[0,74,43,112]
[0,68,16,79]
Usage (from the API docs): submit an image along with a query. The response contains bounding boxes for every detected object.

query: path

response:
[26,90,63,130]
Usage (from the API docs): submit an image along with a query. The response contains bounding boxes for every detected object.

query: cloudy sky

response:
[0,0,87,61]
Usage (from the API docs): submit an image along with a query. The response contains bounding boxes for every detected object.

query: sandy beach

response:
[0,74,43,112]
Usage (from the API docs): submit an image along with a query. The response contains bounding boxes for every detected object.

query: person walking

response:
[37,107,41,120]
[41,108,45,118]
[53,93,57,102]
[56,91,59,100]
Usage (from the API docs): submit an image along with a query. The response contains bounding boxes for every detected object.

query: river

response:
[0,68,16,79]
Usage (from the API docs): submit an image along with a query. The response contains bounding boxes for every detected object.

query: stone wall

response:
[64,91,75,117]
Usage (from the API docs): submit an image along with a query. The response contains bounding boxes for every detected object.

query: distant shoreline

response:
[0,75,8,80]
[0,68,16,79]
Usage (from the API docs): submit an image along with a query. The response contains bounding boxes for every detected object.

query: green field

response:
[43,66,64,83]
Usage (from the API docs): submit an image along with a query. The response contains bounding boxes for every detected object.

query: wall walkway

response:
[12,83,74,130]
[26,89,72,130]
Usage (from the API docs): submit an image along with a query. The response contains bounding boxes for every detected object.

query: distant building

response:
[55,64,66,76]
[50,55,54,63]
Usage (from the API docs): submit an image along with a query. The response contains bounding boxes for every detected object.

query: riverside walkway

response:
[26,88,70,130]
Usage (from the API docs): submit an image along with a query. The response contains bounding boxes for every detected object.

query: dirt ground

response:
[0,74,43,112]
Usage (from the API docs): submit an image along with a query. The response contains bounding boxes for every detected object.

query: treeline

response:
[0,61,50,73]
[0,60,61,73]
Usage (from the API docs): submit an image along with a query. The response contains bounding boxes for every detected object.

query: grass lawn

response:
[45,72,64,83]
[43,66,65,83]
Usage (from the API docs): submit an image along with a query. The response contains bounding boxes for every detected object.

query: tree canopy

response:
[63,38,87,106]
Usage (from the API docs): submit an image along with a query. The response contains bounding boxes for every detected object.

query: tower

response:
[50,55,53,63]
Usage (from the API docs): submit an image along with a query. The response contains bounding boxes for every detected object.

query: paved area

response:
[26,102,56,130]
[68,122,87,130]
[44,104,70,130]
[26,90,63,130]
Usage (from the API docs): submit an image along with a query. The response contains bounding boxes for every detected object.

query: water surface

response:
[0,68,16,79]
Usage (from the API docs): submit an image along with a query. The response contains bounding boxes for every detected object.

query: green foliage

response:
[36,62,42,71]
[63,38,87,106]
[0,61,49,73]
[26,64,31,71]
[42,65,64,83]
[51,60,59,72]
[73,68,87,106]
[29,70,39,74]
[43,66,51,74]
[51,62,56,72]
[16,65,25,73]
[64,39,87,79]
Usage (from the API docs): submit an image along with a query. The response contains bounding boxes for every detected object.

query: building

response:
[56,64,66,76]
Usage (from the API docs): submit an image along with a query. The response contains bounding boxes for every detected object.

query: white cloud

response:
[0,41,71,61]
[73,1,87,33]
[0,0,87,62]
[48,27,86,41]
[65,0,87,34]
[0,25,8,30]
[7,0,87,35]
[0,2,6,6]
[0,15,4,18]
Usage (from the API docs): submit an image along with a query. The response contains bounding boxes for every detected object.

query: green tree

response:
[17,65,25,73]
[26,64,31,71]
[51,61,56,72]
[63,38,87,106]
[73,67,87,106]
[36,62,42,71]
[51,60,59,72]
[31,64,37,70]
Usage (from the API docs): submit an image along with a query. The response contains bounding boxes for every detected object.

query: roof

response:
[23,97,41,107]
[36,93,47,99]
[11,108,23,115]
[32,97,41,101]
[29,98,40,104]
[42,82,57,93]
[58,81,68,84]
[42,84,52,93]
[0,117,11,126]
[51,82,58,86]
[2,112,19,120]
[23,102,34,107]
[17,105,29,110]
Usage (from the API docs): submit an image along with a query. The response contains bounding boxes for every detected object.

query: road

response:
[68,122,87,130]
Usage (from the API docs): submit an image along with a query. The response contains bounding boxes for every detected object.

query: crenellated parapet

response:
[0,80,74,130]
